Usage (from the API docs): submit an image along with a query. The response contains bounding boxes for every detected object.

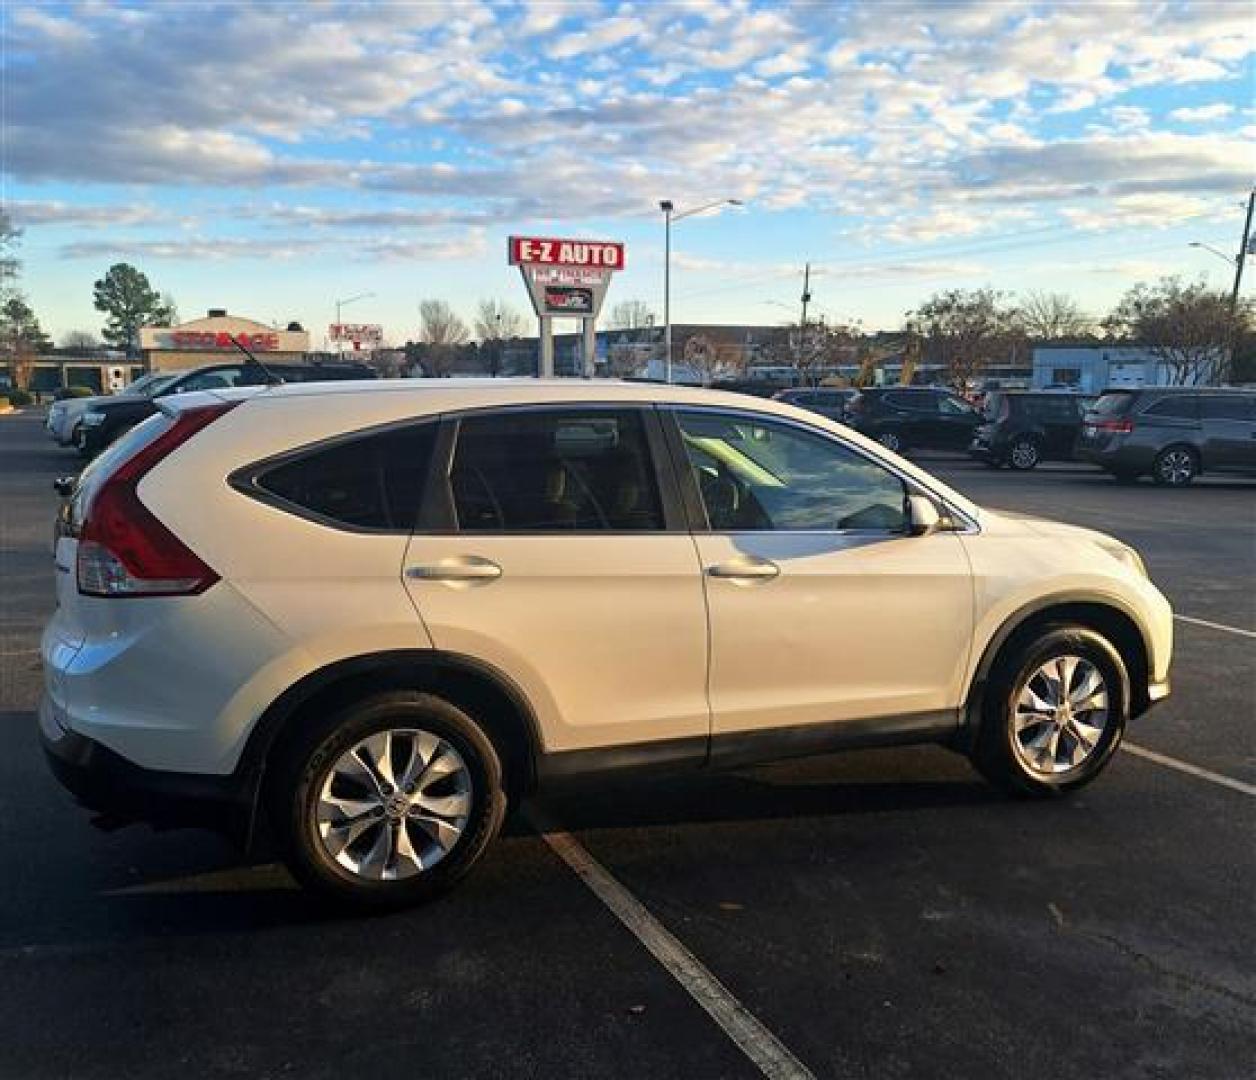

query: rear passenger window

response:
[1143,396,1199,419]
[451,409,663,532]
[1199,396,1252,421]
[256,424,436,530]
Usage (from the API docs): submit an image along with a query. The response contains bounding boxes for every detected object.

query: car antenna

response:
[228,334,283,386]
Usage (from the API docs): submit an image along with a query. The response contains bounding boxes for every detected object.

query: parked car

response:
[76,360,376,457]
[772,386,854,420]
[969,391,1095,470]
[46,372,177,447]
[846,386,982,453]
[1075,387,1256,485]
[42,380,1172,908]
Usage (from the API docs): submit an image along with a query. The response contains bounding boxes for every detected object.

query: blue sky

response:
[3,0,1253,346]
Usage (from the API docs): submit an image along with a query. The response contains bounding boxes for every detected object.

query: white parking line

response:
[1174,614,1256,639]
[527,807,815,1080]
[1123,742,1256,797]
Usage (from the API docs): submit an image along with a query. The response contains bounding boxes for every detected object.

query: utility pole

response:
[799,262,812,384]
[1231,188,1254,316]
[660,200,673,383]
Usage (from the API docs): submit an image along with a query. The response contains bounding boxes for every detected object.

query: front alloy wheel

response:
[973,625,1129,797]
[1011,656,1109,778]
[877,430,903,453]
[1008,438,1040,470]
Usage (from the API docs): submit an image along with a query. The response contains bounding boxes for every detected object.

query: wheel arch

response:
[957,595,1152,752]
[236,650,543,839]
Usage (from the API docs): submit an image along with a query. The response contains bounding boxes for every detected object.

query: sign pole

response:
[582,317,596,378]
[540,317,554,377]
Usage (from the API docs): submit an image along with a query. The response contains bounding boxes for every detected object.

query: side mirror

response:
[53,475,77,499]
[907,494,942,536]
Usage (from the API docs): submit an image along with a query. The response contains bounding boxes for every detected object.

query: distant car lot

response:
[0,410,1252,1079]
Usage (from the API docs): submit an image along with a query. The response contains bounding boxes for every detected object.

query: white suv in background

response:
[42,380,1172,908]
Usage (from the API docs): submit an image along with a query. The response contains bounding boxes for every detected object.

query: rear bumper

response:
[39,695,253,838]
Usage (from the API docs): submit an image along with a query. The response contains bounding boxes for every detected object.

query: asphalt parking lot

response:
[1,409,1252,1080]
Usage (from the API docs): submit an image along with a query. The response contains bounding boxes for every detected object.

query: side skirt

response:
[535,710,960,785]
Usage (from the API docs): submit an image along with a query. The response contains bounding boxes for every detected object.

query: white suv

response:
[42,380,1172,907]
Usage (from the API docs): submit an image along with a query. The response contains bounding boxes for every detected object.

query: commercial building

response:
[139,309,310,372]
[1030,344,1224,392]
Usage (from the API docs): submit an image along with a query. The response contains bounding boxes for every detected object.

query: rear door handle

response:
[406,556,503,583]
[707,557,780,581]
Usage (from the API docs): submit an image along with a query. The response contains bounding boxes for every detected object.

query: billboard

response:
[330,323,384,347]
[508,236,625,271]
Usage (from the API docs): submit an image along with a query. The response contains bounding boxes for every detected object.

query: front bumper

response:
[40,695,253,839]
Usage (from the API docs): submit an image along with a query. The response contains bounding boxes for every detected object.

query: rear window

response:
[1088,391,1135,417]
[254,423,437,531]
[1143,396,1198,420]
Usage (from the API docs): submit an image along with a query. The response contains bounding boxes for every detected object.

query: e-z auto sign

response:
[508,236,625,271]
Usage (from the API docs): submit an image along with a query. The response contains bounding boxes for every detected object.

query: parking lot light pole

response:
[333,292,375,355]
[659,198,743,383]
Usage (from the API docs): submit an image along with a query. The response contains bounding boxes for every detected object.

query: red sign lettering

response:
[509,236,625,270]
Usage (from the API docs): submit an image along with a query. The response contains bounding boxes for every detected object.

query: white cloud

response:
[1169,103,1235,123]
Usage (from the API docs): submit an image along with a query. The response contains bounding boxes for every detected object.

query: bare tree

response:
[608,300,655,331]
[472,299,525,376]
[759,321,855,386]
[1104,277,1241,385]
[0,210,21,298]
[60,330,101,354]
[1018,291,1091,340]
[416,299,469,377]
[905,288,1023,389]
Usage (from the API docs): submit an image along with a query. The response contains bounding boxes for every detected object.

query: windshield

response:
[123,373,177,398]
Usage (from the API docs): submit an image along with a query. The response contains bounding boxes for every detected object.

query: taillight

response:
[1090,417,1134,434]
[77,403,237,597]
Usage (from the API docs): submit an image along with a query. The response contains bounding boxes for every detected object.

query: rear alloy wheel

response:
[271,691,506,909]
[973,625,1128,797]
[1152,446,1197,486]
[876,430,904,453]
[1008,437,1040,471]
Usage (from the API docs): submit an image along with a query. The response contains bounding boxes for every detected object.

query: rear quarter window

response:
[250,423,437,531]
[1088,391,1135,417]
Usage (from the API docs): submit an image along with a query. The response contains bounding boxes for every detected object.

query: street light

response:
[1189,241,1237,267]
[333,291,375,354]
[660,198,743,383]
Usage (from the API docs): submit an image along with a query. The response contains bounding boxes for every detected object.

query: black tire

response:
[972,625,1129,798]
[268,690,507,910]
[1007,436,1041,471]
[876,430,905,453]
[1152,445,1198,486]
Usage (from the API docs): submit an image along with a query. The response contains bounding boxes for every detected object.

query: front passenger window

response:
[677,411,908,532]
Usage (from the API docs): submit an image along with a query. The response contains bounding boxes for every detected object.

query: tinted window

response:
[1024,396,1079,421]
[1143,396,1198,419]
[171,367,247,393]
[257,424,436,530]
[1199,396,1252,421]
[451,409,662,532]
[1089,391,1135,417]
[938,395,976,417]
[886,391,936,412]
[678,411,907,532]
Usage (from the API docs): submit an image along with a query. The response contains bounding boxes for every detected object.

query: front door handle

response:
[406,556,503,583]
[707,557,780,581]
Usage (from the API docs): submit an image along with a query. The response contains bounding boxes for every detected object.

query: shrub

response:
[8,389,33,407]
[65,385,95,398]
[0,396,10,410]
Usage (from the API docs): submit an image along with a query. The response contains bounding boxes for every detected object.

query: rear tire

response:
[1007,437,1041,471]
[972,625,1129,798]
[1152,445,1198,486]
[268,690,506,910]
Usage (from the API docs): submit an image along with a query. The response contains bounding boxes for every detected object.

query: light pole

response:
[659,198,742,383]
[333,291,375,355]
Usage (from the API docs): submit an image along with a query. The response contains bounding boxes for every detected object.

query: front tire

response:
[876,430,904,453]
[269,691,507,909]
[972,626,1129,797]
